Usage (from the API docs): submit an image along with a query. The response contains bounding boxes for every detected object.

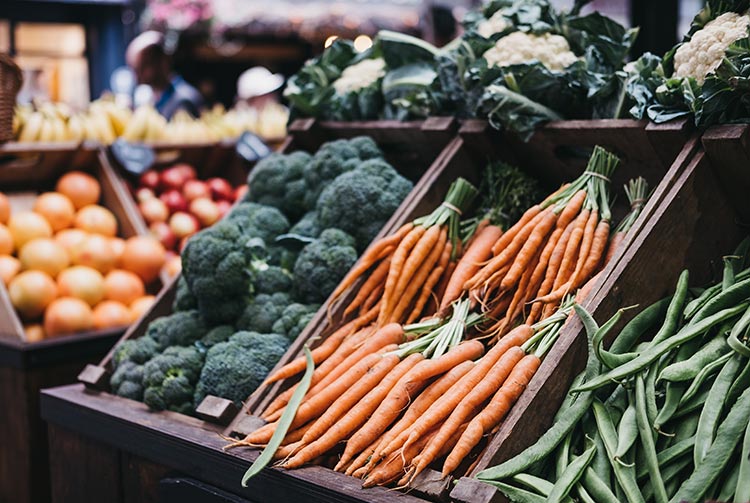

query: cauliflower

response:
[477,10,509,38]
[673,11,750,84]
[332,58,387,94]
[483,32,579,71]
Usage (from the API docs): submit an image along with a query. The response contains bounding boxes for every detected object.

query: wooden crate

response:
[0,143,161,503]
[451,131,747,502]
[225,119,696,501]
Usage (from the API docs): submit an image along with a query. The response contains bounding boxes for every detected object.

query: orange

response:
[43,297,94,337]
[0,224,13,255]
[33,192,75,232]
[8,270,58,320]
[103,269,145,306]
[0,255,20,285]
[70,235,117,274]
[7,212,52,251]
[55,171,100,209]
[55,228,88,254]
[121,236,166,284]
[57,266,105,307]
[18,238,70,278]
[24,323,45,342]
[92,300,131,330]
[129,295,155,322]
[74,205,117,237]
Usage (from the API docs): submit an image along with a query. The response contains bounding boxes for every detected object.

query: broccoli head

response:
[316,158,413,251]
[172,276,197,312]
[182,220,254,324]
[293,229,358,303]
[110,361,145,401]
[303,139,361,208]
[194,331,290,406]
[288,211,321,239]
[142,346,205,414]
[251,262,293,295]
[235,292,292,333]
[348,136,383,160]
[272,303,320,342]
[144,310,206,350]
[112,335,160,366]
[245,151,311,220]
[227,202,290,245]
[197,324,235,350]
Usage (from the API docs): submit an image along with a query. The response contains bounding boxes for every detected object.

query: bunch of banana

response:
[120,105,166,142]
[218,102,288,140]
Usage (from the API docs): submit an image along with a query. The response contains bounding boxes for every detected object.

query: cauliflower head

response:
[477,10,509,39]
[332,58,387,94]
[673,11,750,84]
[483,32,579,71]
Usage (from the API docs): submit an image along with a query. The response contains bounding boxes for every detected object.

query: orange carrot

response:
[274,440,303,460]
[379,226,427,325]
[464,218,490,250]
[361,283,384,314]
[405,241,452,324]
[490,205,541,256]
[345,435,387,476]
[441,353,541,477]
[361,426,438,488]
[499,211,557,292]
[490,250,540,338]
[399,423,469,487]
[434,260,457,310]
[341,340,485,466]
[392,226,443,302]
[604,230,625,265]
[575,270,602,303]
[552,210,588,286]
[344,257,392,317]
[440,224,503,311]
[555,189,587,230]
[579,219,611,279]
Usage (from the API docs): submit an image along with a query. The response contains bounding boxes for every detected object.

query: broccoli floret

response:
[227,202,290,244]
[267,244,299,271]
[316,159,413,251]
[288,211,321,239]
[303,139,361,208]
[293,229,358,304]
[110,361,145,401]
[348,136,383,160]
[142,346,205,413]
[197,324,235,349]
[182,220,255,325]
[144,310,206,350]
[172,276,197,312]
[251,263,293,295]
[245,151,311,220]
[272,303,320,342]
[112,336,160,366]
[194,331,290,406]
[235,292,292,333]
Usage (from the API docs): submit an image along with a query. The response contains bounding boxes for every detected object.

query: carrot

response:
[388,230,447,324]
[341,340,485,465]
[490,250,540,338]
[344,257,391,317]
[555,189,587,230]
[552,210,588,288]
[366,360,475,473]
[361,427,438,488]
[561,209,599,293]
[490,205,541,256]
[400,423,468,487]
[300,353,401,443]
[440,225,503,311]
[345,435,387,476]
[410,347,526,479]
[434,260,457,310]
[499,211,557,292]
[604,230,625,265]
[281,423,312,446]
[441,353,541,477]
[379,225,427,325]
[361,283,384,314]
[464,218,490,250]
[405,241,452,324]
[273,440,303,461]
[392,226,443,304]
[575,270,602,303]
[329,223,413,303]
[579,219,610,280]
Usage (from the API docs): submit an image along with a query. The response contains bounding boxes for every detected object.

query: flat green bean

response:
[727,357,750,406]
[735,415,750,503]
[582,467,620,503]
[610,297,671,354]
[651,270,690,346]
[636,374,668,503]
[718,462,740,503]
[679,352,731,406]
[591,431,610,483]
[672,414,700,444]
[683,268,750,319]
[658,334,730,382]
[556,431,572,479]
[642,457,692,502]
[511,473,554,496]
[695,353,742,467]
[637,437,694,479]
[645,365,659,429]
[690,276,750,326]
[594,308,636,369]
[669,385,750,503]
[481,480,547,503]
[576,484,597,503]
[673,385,712,420]
[655,381,687,432]
[547,445,595,503]
[615,400,638,463]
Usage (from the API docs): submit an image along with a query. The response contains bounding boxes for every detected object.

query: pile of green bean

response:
[475,243,750,503]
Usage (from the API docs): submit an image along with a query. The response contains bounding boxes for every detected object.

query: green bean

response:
[727,358,750,407]
[690,276,750,326]
[582,467,620,503]
[642,457,692,502]
[695,353,743,467]
[728,328,750,357]
[673,385,712,420]
[672,414,700,444]
[723,256,736,291]
[556,431,572,478]
[735,414,750,503]
[658,333,730,382]
[654,381,687,433]
[511,473,554,496]
[718,462,740,503]
[614,400,638,463]
[635,375,668,503]
[594,308,635,369]
[683,268,750,320]
[592,400,645,503]
[574,303,748,392]
[669,385,750,503]
[610,297,671,354]
[651,270,690,346]
[573,304,604,380]
[554,373,586,421]
[590,430,610,482]
[481,481,547,503]
[637,437,694,479]
[679,352,732,406]
[547,445,596,503]
[645,365,659,428]
[732,237,750,269]
[575,484,597,503]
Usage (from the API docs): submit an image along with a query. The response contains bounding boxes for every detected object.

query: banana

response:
[17,111,44,142]
[144,110,165,142]
[81,115,101,142]
[38,115,55,142]
[121,106,150,142]
[49,116,68,142]
[91,111,117,144]
[67,114,85,142]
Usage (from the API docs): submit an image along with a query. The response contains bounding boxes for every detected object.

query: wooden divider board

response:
[452,144,745,502]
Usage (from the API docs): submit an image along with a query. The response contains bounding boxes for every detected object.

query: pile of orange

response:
[0,171,167,341]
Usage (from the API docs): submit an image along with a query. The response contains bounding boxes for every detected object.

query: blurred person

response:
[125,31,203,119]
[236,66,284,110]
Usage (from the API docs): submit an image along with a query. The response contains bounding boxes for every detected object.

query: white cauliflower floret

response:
[477,10,509,38]
[673,11,750,84]
[332,58,386,94]
[483,32,579,71]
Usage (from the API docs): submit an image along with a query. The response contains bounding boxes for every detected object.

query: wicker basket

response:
[0,54,22,144]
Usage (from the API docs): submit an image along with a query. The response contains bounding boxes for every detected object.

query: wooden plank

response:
[121,451,171,503]
[701,124,750,222]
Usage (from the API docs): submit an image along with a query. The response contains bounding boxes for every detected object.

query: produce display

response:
[284,0,637,137]
[12,98,288,144]
[230,148,653,488]
[476,241,750,503]
[133,162,247,267]
[108,136,414,414]
[0,171,163,341]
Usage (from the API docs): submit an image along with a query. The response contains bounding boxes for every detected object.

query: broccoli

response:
[142,346,205,414]
[112,336,160,366]
[235,292,292,333]
[251,263,293,295]
[144,310,206,350]
[226,202,290,245]
[293,229,358,304]
[197,324,235,349]
[288,211,321,239]
[110,361,145,401]
[348,136,383,160]
[316,158,413,251]
[194,331,290,406]
[272,303,320,342]
[245,151,311,220]
[303,139,361,208]
[172,276,197,312]
[181,220,255,325]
